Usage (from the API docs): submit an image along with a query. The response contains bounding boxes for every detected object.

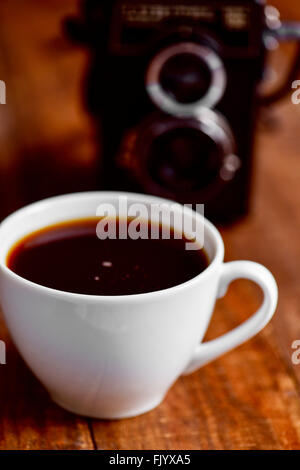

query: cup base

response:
[50,394,165,420]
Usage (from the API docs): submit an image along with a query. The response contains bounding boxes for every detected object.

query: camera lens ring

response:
[146,42,227,117]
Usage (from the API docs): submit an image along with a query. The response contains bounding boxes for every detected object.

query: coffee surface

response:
[6,218,208,296]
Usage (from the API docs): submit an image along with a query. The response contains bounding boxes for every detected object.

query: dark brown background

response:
[1,0,300,450]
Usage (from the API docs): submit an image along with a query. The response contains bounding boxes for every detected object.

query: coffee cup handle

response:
[183,261,278,374]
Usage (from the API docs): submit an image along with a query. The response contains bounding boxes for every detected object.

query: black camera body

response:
[69,0,268,222]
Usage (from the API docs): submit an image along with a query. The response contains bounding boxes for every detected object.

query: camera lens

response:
[118,109,240,202]
[146,42,226,116]
[147,127,220,191]
[159,53,212,104]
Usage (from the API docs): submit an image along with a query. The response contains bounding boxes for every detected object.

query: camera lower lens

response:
[148,127,220,191]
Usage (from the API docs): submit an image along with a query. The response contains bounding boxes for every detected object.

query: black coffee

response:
[6,218,208,296]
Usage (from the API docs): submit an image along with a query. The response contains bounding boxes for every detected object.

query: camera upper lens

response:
[146,42,227,117]
[159,53,212,104]
[148,127,220,191]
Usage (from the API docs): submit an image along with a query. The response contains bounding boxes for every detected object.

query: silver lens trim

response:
[192,107,240,182]
[146,42,227,117]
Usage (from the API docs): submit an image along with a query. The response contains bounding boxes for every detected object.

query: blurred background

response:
[0,0,299,221]
[0,0,99,220]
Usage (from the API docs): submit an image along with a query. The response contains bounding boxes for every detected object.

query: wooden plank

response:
[221,99,300,385]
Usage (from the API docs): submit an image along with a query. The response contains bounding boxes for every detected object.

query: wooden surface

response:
[1,0,300,450]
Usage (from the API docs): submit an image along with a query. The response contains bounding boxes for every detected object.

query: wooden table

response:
[1,0,300,450]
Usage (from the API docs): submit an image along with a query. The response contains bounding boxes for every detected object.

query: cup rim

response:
[0,191,224,302]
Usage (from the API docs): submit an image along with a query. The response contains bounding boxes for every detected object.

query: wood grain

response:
[1,0,300,450]
[91,285,300,450]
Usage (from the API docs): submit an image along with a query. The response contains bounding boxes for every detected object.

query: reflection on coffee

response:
[6,217,208,296]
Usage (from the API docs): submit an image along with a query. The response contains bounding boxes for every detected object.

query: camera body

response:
[71,0,267,222]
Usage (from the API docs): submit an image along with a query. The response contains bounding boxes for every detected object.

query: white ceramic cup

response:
[0,192,278,419]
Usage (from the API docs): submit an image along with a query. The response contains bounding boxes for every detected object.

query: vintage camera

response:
[66,0,300,222]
